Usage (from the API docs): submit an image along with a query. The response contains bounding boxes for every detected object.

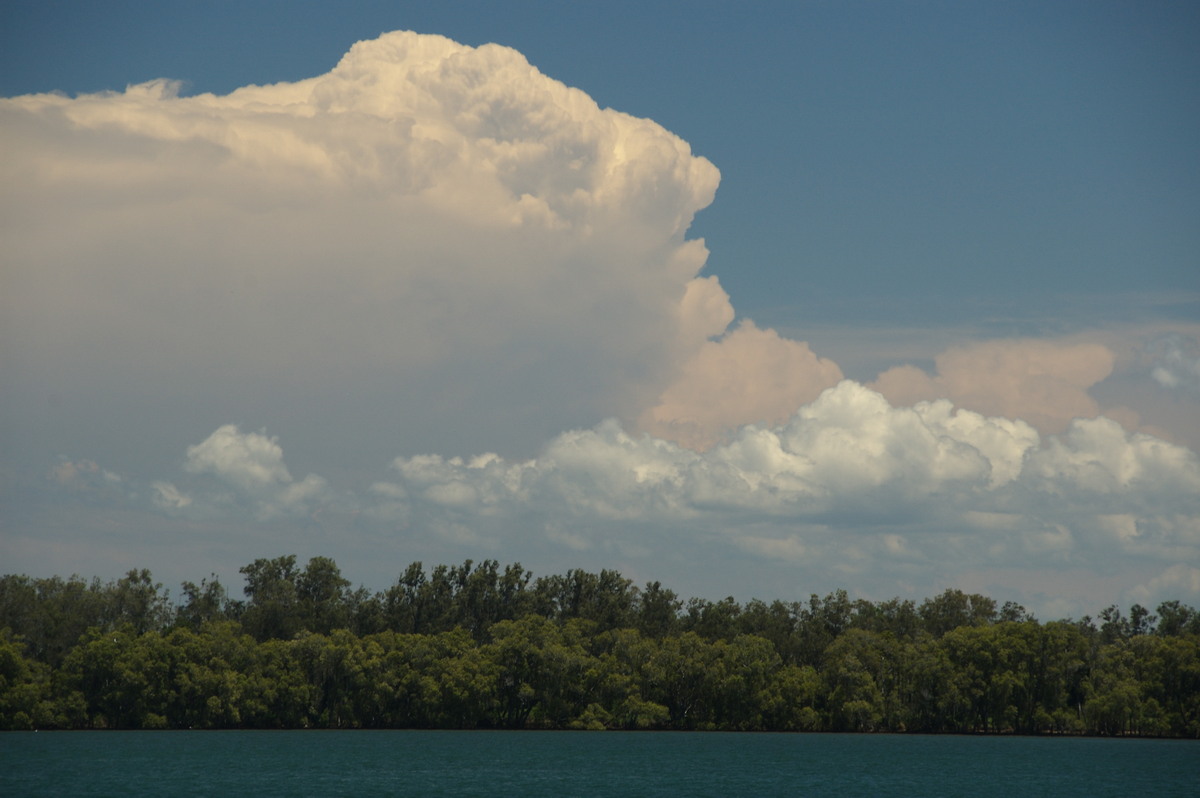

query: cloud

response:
[362,382,1198,586]
[182,425,328,519]
[1,30,722,462]
[638,318,844,449]
[50,459,123,490]
[1128,564,1200,611]
[870,338,1115,434]
[79,383,1187,611]
[1025,416,1200,499]
[46,459,126,504]
[185,425,295,489]
[150,481,192,511]
[1148,333,1200,394]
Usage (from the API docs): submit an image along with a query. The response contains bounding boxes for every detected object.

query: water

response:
[2,731,1196,797]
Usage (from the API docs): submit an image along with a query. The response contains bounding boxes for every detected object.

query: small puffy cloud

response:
[184,424,294,490]
[183,425,328,518]
[871,338,1114,434]
[42,458,130,508]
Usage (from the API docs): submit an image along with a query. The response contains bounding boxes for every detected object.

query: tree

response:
[683,596,742,641]
[105,569,172,635]
[1099,605,1129,644]
[1155,601,1199,637]
[634,581,681,638]
[0,629,50,729]
[177,575,234,629]
[296,556,351,634]
[239,555,301,640]
[919,589,996,638]
[1127,604,1156,637]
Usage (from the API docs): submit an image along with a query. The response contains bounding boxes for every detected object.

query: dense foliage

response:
[2,556,1198,735]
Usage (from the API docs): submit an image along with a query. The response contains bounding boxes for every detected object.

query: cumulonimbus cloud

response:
[0,31,728,458]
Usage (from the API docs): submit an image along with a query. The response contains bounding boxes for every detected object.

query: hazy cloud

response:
[1130,564,1200,610]
[638,319,844,449]
[1148,333,1200,394]
[871,338,1115,434]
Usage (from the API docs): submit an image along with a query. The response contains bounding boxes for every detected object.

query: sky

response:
[2,1,1198,620]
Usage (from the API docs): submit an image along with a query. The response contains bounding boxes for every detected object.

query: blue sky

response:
[2,1,1198,617]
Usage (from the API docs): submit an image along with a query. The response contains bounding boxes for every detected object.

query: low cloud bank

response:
[77,382,1200,613]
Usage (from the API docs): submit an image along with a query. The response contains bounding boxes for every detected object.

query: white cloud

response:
[365,382,1198,579]
[50,459,123,491]
[47,378,1194,611]
[182,425,328,519]
[1025,416,1200,498]
[185,424,294,489]
[1,30,723,463]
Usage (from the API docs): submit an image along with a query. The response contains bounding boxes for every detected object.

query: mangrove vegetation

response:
[2,556,1198,735]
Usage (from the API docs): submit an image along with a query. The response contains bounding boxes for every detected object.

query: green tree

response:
[239,555,301,641]
[105,569,172,635]
[644,632,719,728]
[919,589,997,638]
[296,556,351,634]
[177,575,234,629]
[0,629,50,729]
[1155,601,1199,637]
[634,581,682,639]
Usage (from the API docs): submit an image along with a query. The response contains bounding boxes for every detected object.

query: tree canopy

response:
[1,557,1197,735]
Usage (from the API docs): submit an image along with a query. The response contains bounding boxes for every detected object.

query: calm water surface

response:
[2,731,1196,797]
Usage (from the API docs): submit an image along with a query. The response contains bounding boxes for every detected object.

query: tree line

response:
[1,555,1198,735]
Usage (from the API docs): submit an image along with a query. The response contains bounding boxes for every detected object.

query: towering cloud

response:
[1,31,726,460]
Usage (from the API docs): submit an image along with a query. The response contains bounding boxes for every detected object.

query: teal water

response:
[2,731,1196,797]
